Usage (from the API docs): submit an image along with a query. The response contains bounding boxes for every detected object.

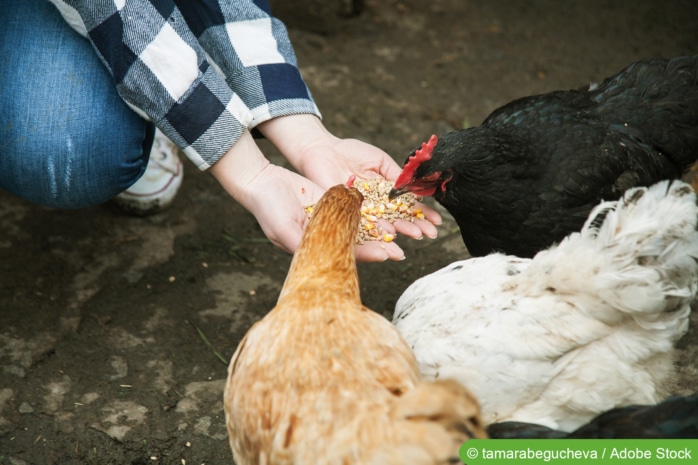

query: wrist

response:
[257,114,337,171]
[209,131,270,208]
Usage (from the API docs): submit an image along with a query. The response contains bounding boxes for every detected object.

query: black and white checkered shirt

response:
[49,0,321,169]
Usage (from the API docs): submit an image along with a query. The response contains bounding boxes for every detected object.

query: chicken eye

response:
[421,172,441,182]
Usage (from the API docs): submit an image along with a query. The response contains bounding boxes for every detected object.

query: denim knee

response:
[0,0,152,209]
[0,118,153,209]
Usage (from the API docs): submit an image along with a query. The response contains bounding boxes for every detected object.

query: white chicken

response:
[393,179,698,432]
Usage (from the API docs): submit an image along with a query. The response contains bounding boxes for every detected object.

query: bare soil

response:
[1,1,697,464]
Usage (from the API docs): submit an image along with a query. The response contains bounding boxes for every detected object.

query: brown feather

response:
[224,184,486,465]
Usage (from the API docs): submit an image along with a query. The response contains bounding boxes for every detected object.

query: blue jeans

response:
[0,0,154,208]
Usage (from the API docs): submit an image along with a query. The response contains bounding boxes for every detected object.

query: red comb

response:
[346,174,356,188]
[394,135,438,187]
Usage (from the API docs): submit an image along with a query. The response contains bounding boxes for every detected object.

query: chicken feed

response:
[304,177,423,243]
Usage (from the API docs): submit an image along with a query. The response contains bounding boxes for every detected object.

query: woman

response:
[0,0,440,261]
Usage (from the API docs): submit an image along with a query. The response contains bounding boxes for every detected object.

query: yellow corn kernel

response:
[361,182,370,190]
[416,212,425,220]
[364,214,378,222]
[364,222,376,231]
[383,234,395,242]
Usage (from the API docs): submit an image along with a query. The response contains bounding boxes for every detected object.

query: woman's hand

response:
[257,114,443,252]
[209,130,408,261]
[209,132,316,254]
[243,165,409,261]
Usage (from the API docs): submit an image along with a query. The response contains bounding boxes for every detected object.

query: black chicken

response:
[487,392,698,439]
[390,55,698,258]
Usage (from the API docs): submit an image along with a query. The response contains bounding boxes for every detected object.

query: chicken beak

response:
[388,186,409,200]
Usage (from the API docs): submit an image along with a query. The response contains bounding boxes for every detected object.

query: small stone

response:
[18,402,33,414]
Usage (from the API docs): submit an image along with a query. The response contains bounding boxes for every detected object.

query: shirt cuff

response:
[156,65,253,170]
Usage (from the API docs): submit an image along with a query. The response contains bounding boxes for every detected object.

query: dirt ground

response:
[2,1,698,464]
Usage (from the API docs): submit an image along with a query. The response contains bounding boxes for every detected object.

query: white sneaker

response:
[113,129,183,216]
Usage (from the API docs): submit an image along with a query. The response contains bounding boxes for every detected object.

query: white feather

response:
[393,180,698,431]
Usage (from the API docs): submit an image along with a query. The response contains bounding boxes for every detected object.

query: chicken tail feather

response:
[524,179,698,318]
[368,379,487,465]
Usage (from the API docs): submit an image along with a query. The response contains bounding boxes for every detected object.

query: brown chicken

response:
[224,181,486,465]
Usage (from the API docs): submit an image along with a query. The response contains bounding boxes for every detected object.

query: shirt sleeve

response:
[173,0,321,128]
[48,0,320,171]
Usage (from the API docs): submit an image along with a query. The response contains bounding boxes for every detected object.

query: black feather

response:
[400,55,698,258]
[487,393,698,439]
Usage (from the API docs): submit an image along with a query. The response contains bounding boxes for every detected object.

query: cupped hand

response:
[296,136,442,243]
[243,165,409,261]
[258,115,442,246]
[209,132,313,254]
[238,164,322,254]
[209,133,408,261]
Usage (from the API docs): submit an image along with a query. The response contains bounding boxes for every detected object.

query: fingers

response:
[393,218,440,240]
[271,217,408,262]
[389,202,442,240]
[415,200,442,225]
[377,155,403,182]
[356,241,406,262]
[389,219,420,240]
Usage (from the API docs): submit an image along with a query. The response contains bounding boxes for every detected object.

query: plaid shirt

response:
[49,0,321,170]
